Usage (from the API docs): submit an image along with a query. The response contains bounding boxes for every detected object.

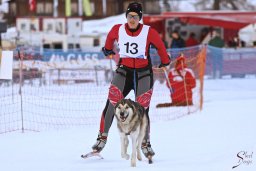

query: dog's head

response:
[114,99,135,123]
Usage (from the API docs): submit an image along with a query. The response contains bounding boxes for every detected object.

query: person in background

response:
[186,32,199,47]
[89,2,170,160]
[228,36,240,48]
[156,55,196,107]
[170,30,185,49]
[208,30,225,79]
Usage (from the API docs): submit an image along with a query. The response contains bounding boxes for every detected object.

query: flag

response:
[53,0,59,17]
[65,0,71,17]
[83,0,92,17]
[29,0,36,12]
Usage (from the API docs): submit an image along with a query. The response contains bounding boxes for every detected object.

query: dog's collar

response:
[124,119,140,136]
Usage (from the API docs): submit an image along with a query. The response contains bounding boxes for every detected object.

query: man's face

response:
[127,12,140,29]
[172,32,178,39]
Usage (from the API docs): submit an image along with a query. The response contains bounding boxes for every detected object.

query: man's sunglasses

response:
[127,14,140,20]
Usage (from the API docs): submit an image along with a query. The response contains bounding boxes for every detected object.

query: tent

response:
[239,24,256,46]
[143,11,256,43]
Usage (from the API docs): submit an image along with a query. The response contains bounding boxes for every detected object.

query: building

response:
[3,0,163,50]
[6,0,162,26]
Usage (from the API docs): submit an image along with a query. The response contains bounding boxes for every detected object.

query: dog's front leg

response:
[130,133,138,167]
[136,135,143,161]
[120,133,130,160]
[124,135,129,155]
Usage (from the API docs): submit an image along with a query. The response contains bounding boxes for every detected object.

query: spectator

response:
[208,30,225,79]
[156,55,196,107]
[170,30,185,49]
[228,36,240,48]
[186,32,199,47]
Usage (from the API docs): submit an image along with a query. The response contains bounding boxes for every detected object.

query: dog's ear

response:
[127,99,135,108]
[127,98,133,104]
[126,99,137,112]
[115,99,125,109]
[115,100,121,109]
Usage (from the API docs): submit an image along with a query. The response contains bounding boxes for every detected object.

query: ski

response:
[81,151,104,159]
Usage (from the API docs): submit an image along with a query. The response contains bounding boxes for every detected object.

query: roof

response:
[143,11,256,30]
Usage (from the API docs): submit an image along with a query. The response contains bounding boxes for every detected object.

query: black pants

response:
[98,65,154,141]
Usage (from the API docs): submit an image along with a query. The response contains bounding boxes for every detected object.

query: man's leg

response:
[136,69,155,157]
[92,67,132,152]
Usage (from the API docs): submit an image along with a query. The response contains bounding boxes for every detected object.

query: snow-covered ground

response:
[0,78,256,171]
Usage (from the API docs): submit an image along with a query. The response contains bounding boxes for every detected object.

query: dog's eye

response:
[125,106,129,110]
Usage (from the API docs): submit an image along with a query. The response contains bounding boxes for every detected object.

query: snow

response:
[82,13,128,35]
[1,78,256,171]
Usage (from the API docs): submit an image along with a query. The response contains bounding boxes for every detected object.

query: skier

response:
[84,2,170,160]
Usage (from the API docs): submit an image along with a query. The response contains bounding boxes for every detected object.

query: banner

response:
[29,0,36,12]
[0,51,14,80]
[83,0,92,17]
[65,0,71,17]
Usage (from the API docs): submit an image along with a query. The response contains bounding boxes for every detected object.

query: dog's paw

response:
[137,154,142,161]
[121,153,130,160]
[131,160,136,167]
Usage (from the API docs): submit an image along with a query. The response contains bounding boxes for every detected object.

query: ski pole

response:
[181,60,191,114]
[109,54,114,78]
[162,67,173,94]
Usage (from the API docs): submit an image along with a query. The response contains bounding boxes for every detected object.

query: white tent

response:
[82,13,127,35]
[239,24,256,47]
[82,13,143,35]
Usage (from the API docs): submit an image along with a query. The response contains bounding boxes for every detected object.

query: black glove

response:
[158,62,170,68]
[159,55,171,68]
[102,47,115,56]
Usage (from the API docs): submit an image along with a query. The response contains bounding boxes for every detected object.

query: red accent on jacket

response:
[104,23,170,68]
[167,68,196,104]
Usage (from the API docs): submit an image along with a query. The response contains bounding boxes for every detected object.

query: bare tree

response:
[194,0,255,10]
[213,0,220,10]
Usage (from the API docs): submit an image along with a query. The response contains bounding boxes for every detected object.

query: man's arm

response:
[148,28,170,67]
[104,24,121,51]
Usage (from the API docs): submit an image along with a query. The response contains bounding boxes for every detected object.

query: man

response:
[156,56,196,107]
[186,32,198,47]
[208,30,225,79]
[90,2,170,159]
[170,30,185,49]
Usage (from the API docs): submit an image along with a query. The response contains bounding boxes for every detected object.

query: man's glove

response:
[102,47,115,56]
[158,62,170,68]
[159,55,171,68]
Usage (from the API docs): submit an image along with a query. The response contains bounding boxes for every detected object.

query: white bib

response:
[118,24,149,59]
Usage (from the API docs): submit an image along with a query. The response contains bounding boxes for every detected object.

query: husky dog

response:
[114,99,149,167]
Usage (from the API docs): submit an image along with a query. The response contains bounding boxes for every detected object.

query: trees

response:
[195,0,256,10]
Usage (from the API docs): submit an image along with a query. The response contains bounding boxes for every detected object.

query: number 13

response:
[124,42,138,54]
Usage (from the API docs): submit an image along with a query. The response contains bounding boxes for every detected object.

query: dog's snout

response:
[120,112,125,116]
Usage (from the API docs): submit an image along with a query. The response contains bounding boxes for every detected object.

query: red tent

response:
[143,11,256,42]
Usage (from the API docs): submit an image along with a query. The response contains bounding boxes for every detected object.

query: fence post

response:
[18,48,24,133]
